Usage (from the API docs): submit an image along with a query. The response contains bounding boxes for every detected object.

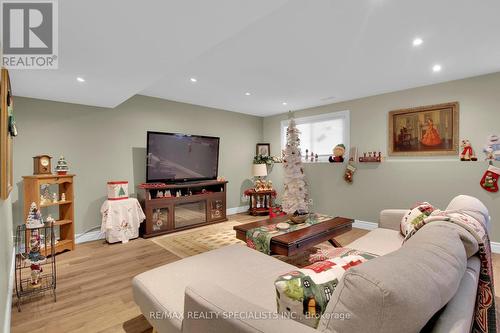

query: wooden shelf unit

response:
[23,174,75,255]
[139,180,228,238]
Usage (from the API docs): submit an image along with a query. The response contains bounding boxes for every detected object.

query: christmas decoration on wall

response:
[344,164,357,183]
[484,134,500,161]
[359,151,382,163]
[328,144,345,163]
[55,155,69,175]
[460,139,478,161]
[480,165,499,192]
[281,113,309,215]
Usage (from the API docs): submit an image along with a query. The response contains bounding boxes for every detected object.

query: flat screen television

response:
[146,131,220,183]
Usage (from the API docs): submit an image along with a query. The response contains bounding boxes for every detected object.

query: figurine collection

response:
[40,185,66,205]
[24,202,47,288]
[254,178,273,192]
[359,151,382,162]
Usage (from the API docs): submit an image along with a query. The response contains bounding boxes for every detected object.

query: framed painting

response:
[0,68,14,199]
[388,102,459,156]
[256,143,271,156]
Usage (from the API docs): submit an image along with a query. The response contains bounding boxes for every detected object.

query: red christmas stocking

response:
[480,165,500,192]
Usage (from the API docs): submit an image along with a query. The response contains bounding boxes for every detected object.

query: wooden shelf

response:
[23,174,75,255]
[40,200,72,208]
[54,219,72,226]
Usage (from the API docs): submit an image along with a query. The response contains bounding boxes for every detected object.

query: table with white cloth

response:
[100,198,146,243]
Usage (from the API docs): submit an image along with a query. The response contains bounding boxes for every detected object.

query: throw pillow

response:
[275,254,371,328]
[400,202,435,238]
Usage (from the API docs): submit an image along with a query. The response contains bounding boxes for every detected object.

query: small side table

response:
[100,198,146,243]
[244,188,277,216]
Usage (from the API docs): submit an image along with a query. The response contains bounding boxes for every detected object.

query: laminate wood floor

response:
[10,213,500,333]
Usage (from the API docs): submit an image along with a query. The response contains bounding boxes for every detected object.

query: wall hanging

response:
[388,102,459,156]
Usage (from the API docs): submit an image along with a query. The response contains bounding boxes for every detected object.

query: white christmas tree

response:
[281,113,309,214]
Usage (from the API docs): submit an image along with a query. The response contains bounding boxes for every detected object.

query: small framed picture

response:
[256,143,271,156]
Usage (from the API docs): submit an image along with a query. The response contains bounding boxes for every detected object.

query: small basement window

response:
[280,110,350,161]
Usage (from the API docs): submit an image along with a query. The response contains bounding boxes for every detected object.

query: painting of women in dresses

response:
[389,102,459,156]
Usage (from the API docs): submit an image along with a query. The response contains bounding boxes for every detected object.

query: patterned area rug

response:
[151,219,332,267]
[151,221,245,258]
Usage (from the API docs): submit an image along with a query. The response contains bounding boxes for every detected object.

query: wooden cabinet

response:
[139,180,228,238]
[22,174,75,255]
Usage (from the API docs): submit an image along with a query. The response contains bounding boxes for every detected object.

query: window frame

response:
[280,110,350,160]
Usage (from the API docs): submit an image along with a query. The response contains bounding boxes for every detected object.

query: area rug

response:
[150,219,331,267]
[151,221,245,258]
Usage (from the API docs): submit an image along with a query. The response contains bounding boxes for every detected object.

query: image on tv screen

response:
[147,132,219,182]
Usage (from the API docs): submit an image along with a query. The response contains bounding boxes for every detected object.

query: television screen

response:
[146,132,219,183]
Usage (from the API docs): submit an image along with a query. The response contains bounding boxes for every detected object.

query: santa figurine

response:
[329,144,345,163]
[460,139,477,161]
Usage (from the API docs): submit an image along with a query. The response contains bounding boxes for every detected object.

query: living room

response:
[1,1,500,333]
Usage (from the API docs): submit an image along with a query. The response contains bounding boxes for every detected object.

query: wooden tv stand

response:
[139,180,228,238]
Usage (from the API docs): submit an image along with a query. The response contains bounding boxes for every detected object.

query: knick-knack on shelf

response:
[26,202,44,229]
[460,140,478,161]
[484,134,500,161]
[60,193,66,202]
[55,155,69,175]
[328,144,345,163]
[52,193,58,203]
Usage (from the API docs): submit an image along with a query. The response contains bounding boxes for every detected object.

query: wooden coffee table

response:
[234,215,354,256]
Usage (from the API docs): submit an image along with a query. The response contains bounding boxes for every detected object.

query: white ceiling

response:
[10,0,500,116]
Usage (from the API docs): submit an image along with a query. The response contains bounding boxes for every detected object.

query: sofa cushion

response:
[346,228,403,256]
[318,222,467,333]
[446,194,491,232]
[132,244,295,333]
[428,256,480,333]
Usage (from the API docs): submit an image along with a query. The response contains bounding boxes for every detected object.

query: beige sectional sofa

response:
[133,196,487,333]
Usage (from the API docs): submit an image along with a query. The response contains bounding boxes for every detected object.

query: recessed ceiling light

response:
[245,92,251,96]
[76,77,85,83]
[282,102,287,106]
[432,64,442,72]
[412,38,423,46]
[190,77,197,83]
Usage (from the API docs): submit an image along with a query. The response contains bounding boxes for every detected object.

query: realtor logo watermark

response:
[1,0,58,69]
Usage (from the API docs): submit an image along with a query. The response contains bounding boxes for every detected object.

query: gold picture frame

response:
[388,102,459,156]
[0,68,14,199]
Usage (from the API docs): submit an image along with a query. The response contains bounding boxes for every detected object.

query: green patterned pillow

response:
[275,254,372,328]
[400,202,435,238]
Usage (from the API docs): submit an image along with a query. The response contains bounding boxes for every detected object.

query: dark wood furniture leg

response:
[328,238,342,247]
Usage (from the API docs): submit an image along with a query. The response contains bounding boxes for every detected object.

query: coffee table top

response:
[234,215,354,256]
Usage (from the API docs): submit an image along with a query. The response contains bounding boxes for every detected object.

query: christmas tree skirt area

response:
[150,213,362,267]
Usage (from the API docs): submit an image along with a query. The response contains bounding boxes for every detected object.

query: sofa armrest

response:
[182,281,318,333]
[378,209,408,231]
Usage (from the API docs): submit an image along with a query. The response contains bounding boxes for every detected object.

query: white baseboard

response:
[4,248,15,333]
[491,242,500,254]
[75,230,105,244]
[226,206,248,215]
[353,220,378,231]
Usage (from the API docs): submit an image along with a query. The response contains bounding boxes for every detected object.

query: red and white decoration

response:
[107,181,129,200]
[480,165,500,193]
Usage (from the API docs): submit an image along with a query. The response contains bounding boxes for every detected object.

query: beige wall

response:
[12,95,261,234]
[263,72,500,241]
[0,195,13,332]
